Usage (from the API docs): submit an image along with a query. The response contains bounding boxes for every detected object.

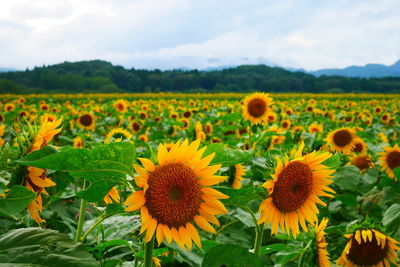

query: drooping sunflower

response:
[103,187,120,204]
[315,218,331,267]
[348,154,374,172]
[77,113,96,131]
[326,128,357,154]
[124,139,228,250]
[242,93,273,125]
[378,144,400,179]
[258,142,336,237]
[227,164,247,189]
[25,116,63,224]
[337,229,399,267]
[105,127,132,144]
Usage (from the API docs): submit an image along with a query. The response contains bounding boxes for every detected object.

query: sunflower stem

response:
[248,123,253,148]
[298,239,312,267]
[254,224,264,257]
[80,215,106,242]
[144,236,154,267]
[75,180,88,242]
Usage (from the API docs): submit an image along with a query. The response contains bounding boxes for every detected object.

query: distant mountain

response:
[310,60,400,78]
[0,67,18,73]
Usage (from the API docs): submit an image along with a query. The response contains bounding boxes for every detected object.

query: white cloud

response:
[0,0,399,70]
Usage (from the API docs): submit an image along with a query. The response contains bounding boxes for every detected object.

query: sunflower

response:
[337,229,399,267]
[349,154,374,172]
[258,142,335,237]
[25,116,63,224]
[124,139,228,250]
[378,144,400,179]
[129,121,142,133]
[178,118,190,129]
[4,103,14,112]
[103,187,120,204]
[281,119,291,130]
[351,138,367,154]
[242,93,273,125]
[308,123,323,134]
[73,136,84,148]
[105,127,132,143]
[40,103,49,111]
[315,218,331,267]
[77,113,96,131]
[227,164,246,189]
[113,99,130,113]
[326,128,357,154]
[204,122,213,135]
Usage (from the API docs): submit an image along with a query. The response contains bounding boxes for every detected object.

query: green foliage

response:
[0,185,36,216]
[16,143,136,201]
[204,143,252,167]
[0,227,98,267]
[202,244,264,267]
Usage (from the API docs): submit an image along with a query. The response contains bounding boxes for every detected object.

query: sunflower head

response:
[337,228,399,267]
[105,127,132,144]
[73,136,84,148]
[258,142,336,237]
[226,164,246,189]
[348,154,374,172]
[77,113,96,131]
[326,128,357,154]
[351,138,367,154]
[124,139,228,250]
[378,144,400,179]
[242,93,273,125]
[113,99,130,113]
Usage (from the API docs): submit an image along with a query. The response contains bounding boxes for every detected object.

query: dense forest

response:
[1,60,400,94]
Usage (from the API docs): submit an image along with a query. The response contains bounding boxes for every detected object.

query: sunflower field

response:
[0,92,399,267]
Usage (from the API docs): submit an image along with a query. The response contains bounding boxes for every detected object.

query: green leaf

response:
[394,167,400,180]
[333,166,361,192]
[0,185,36,216]
[321,154,342,169]
[216,186,264,206]
[383,203,400,231]
[202,244,263,267]
[0,227,98,267]
[16,143,136,202]
[135,247,169,258]
[260,243,287,255]
[203,143,252,167]
[14,145,59,165]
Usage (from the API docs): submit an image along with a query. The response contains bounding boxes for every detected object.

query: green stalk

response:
[298,239,312,267]
[248,124,253,148]
[144,236,154,267]
[254,224,264,257]
[80,215,106,242]
[75,180,88,242]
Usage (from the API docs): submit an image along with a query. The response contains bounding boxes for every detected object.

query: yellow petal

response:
[139,158,155,172]
[194,215,216,234]
[124,191,145,211]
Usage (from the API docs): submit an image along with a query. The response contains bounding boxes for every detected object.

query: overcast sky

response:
[1,0,399,70]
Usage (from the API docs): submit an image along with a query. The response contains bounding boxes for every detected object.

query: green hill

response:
[1,60,400,93]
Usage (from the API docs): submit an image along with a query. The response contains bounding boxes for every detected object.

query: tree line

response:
[1,60,400,94]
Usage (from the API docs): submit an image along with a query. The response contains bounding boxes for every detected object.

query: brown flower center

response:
[79,114,93,126]
[183,111,191,118]
[347,231,388,266]
[117,103,124,111]
[387,151,400,170]
[145,163,202,228]
[272,161,313,212]
[132,122,141,131]
[351,156,371,171]
[352,142,364,153]
[333,129,352,147]
[247,98,267,118]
